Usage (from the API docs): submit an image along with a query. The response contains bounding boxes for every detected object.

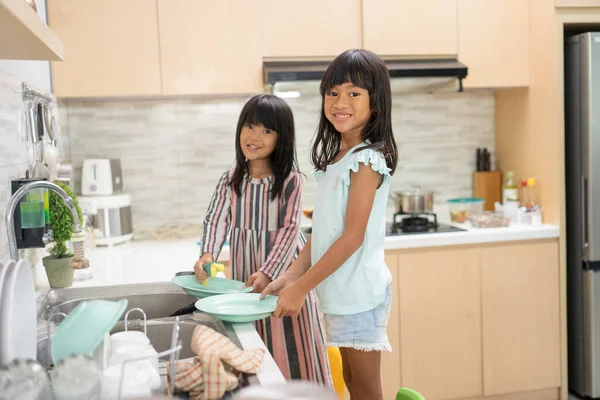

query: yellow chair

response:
[327,347,345,399]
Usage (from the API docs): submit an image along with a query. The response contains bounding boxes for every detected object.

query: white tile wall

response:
[0,69,55,263]
[58,80,495,238]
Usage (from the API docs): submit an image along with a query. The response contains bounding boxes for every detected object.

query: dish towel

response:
[169,325,265,400]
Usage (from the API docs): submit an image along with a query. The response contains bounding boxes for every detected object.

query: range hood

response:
[264,59,468,92]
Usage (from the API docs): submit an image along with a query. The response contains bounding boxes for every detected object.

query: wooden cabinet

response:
[157,0,262,95]
[0,0,64,61]
[362,0,458,57]
[458,0,530,88]
[47,0,161,97]
[382,252,401,400]
[555,0,600,6]
[480,241,561,395]
[398,247,482,400]
[261,0,361,59]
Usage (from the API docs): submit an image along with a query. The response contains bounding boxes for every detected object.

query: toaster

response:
[81,158,123,195]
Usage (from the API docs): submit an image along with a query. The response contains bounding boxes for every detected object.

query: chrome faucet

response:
[5,181,83,261]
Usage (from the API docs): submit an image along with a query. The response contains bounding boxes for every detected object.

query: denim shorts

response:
[323,283,392,352]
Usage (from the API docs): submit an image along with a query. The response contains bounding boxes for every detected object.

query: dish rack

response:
[47,306,183,399]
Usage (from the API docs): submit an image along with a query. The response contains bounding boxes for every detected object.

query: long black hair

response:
[311,49,398,175]
[231,94,299,201]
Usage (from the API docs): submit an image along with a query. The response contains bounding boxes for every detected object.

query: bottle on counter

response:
[503,171,520,222]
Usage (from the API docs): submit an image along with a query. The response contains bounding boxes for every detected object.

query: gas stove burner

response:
[387,212,465,236]
[392,212,438,233]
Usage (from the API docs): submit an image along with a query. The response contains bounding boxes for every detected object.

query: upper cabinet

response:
[458,0,530,88]
[261,0,361,59]
[363,0,458,57]
[157,0,262,95]
[47,0,533,97]
[555,0,600,6]
[0,0,64,61]
[48,0,161,97]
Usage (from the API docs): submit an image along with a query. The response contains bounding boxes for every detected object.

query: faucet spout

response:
[5,181,83,261]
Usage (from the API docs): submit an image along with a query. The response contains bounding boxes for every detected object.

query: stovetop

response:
[386,212,465,236]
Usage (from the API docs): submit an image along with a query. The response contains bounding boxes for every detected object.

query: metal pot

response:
[392,188,434,214]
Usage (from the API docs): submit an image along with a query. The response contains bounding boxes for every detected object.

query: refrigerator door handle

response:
[583,174,589,250]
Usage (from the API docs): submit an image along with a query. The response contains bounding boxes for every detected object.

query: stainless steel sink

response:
[36,282,240,367]
[38,282,197,321]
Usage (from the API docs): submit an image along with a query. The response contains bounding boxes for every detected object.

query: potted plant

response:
[42,181,82,288]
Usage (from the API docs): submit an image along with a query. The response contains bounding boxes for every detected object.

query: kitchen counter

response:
[32,223,559,290]
[384,223,560,250]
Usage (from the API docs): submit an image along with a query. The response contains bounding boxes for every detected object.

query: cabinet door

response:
[480,241,561,395]
[398,248,482,400]
[382,251,401,400]
[157,0,262,95]
[555,0,600,6]
[261,0,361,58]
[458,0,530,88]
[48,0,161,97]
[363,0,458,56]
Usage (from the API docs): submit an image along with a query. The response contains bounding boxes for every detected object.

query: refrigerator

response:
[566,32,600,398]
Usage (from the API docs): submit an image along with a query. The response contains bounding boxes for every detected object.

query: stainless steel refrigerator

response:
[566,31,600,398]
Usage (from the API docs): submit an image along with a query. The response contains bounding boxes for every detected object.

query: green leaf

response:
[48,181,82,259]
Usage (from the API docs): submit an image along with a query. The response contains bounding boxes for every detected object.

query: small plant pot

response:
[43,255,74,288]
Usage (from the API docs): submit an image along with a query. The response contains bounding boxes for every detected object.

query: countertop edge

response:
[383,224,560,250]
[231,323,285,386]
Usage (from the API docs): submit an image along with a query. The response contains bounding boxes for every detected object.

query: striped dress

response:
[200,169,332,386]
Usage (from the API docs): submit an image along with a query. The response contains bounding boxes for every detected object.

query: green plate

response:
[171,275,253,298]
[51,299,128,364]
[194,293,278,323]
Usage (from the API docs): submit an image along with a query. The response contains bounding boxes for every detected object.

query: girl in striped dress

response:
[194,94,332,386]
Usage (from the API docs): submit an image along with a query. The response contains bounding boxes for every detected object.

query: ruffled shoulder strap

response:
[342,148,391,185]
[311,169,325,182]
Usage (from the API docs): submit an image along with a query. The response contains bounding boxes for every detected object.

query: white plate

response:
[0,260,36,365]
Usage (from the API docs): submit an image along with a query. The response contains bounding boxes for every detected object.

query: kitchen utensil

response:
[392,188,434,214]
[110,331,150,354]
[195,293,278,323]
[171,275,253,298]
[0,260,36,366]
[0,359,53,400]
[41,104,60,181]
[50,299,128,364]
[51,354,102,400]
[30,105,49,180]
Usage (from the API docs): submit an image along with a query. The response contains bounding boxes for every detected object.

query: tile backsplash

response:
[0,70,54,263]
[58,80,494,238]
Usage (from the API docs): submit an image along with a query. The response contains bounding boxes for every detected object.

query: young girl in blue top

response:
[261,49,398,399]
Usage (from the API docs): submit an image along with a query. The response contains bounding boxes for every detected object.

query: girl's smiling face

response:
[240,123,278,161]
[324,82,371,136]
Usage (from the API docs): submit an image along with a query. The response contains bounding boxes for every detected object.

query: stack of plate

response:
[171,275,278,323]
[0,260,37,366]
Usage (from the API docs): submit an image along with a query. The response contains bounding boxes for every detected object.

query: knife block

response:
[473,172,502,211]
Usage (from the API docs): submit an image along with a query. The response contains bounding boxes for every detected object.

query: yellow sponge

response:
[201,262,225,286]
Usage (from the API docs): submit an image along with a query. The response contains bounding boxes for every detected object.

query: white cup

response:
[109,331,150,354]
[109,344,159,376]
[101,363,157,399]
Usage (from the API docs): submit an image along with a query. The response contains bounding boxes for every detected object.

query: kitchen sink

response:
[38,282,197,321]
[36,282,241,367]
